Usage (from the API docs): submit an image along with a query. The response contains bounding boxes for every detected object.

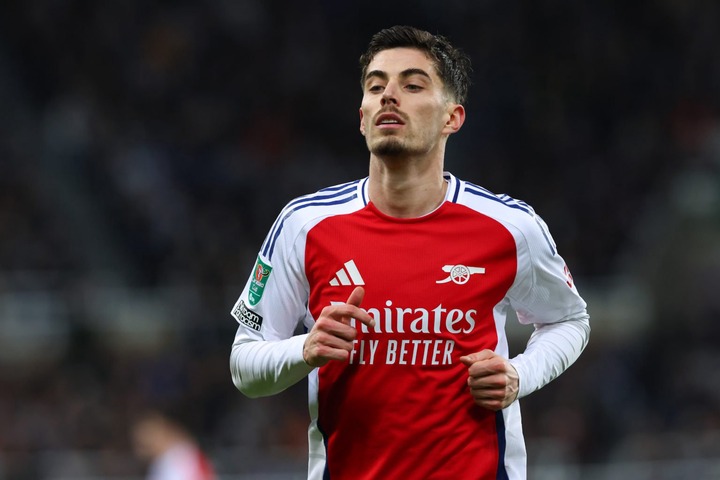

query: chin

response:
[370,138,409,157]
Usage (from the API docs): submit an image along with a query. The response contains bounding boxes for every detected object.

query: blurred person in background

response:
[131,409,216,480]
[229,25,590,479]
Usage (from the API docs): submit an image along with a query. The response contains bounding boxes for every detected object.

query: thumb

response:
[346,286,365,307]
[459,349,495,365]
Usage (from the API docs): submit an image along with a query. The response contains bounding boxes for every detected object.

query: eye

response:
[405,84,423,92]
[368,84,384,93]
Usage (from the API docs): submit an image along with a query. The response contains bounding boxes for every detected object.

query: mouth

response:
[375,112,405,128]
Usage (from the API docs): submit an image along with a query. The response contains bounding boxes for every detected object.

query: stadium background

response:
[1,1,719,479]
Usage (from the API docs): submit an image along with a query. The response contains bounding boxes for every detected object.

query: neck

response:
[367,153,447,218]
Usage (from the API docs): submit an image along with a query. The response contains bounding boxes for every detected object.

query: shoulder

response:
[456,178,557,254]
[458,179,535,223]
[259,178,368,261]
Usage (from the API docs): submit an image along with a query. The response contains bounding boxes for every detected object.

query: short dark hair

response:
[359,25,472,104]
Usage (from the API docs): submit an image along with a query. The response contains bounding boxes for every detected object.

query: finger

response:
[314,318,358,342]
[327,304,375,329]
[320,303,374,328]
[346,286,365,307]
[341,287,375,329]
[459,349,495,366]
[469,385,515,411]
[350,307,375,329]
[305,344,352,366]
[470,361,511,382]
[318,348,351,362]
[311,330,356,350]
[469,387,506,400]
[304,330,356,367]
[468,372,508,389]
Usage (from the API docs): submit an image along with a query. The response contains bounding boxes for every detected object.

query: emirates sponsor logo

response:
[330,299,478,366]
[336,300,477,335]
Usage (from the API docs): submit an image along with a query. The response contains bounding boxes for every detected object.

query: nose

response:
[381,95,398,107]
[381,82,399,106]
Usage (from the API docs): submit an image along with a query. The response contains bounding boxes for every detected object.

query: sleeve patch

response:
[232,300,264,331]
[248,257,272,306]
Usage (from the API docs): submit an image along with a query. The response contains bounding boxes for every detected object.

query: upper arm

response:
[230,213,311,341]
[507,213,588,325]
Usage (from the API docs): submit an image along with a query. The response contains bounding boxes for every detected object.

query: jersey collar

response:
[359,172,459,207]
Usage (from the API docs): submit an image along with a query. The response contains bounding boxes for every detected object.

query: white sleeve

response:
[506,213,591,398]
[509,315,590,398]
[230,329,313,398]
[229,208,315,398]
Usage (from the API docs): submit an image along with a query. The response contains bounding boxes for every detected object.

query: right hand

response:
[303,286,375,367]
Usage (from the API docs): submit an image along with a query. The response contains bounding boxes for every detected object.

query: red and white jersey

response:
[230,172,589,480]
[147,443,216,480]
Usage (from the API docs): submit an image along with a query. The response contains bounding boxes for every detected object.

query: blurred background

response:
[1,0,719,479]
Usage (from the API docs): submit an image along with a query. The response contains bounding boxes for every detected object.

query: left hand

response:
[459,349,519,411]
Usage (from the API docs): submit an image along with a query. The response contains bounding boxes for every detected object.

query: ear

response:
[359,108,366,136]
[443,103,466,135]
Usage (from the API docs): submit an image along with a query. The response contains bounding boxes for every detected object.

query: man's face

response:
[359,47,457,158]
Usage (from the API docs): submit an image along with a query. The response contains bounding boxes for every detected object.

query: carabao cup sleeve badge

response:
[248,257,272,306]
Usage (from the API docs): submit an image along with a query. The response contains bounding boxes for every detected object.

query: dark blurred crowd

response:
[1,0,719,478]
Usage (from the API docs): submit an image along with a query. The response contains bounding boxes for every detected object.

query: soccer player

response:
[131,410,216,480]
[230,25,590,479]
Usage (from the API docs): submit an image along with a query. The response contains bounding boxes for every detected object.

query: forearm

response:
[230,331,314,398]
[509,314,590,398]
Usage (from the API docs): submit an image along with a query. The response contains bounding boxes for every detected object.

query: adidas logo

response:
[329,260,365,286]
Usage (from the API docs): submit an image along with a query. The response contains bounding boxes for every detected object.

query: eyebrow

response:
[364,68,433,85]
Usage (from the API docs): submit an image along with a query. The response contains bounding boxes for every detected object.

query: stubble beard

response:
[368,133,427,159]
[371,137,407,157]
